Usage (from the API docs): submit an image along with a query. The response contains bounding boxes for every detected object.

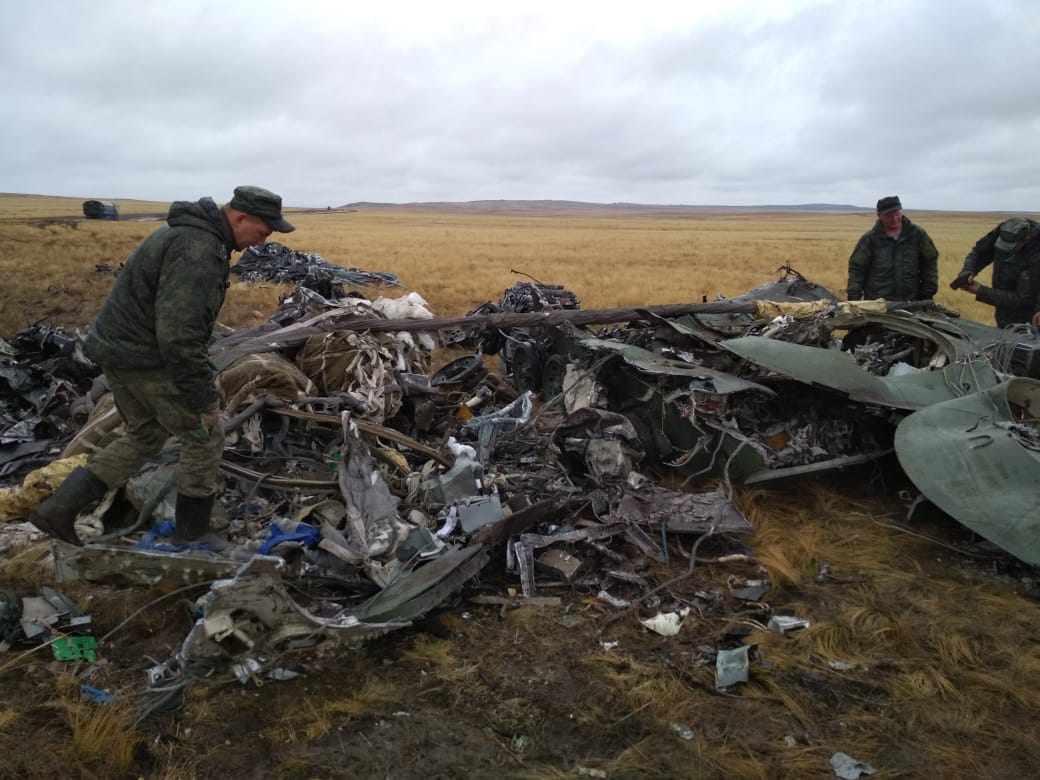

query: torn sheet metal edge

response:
[577,337,774,396]
[615,489,752,535]
[741,451,893,485]
[352,544,491,623]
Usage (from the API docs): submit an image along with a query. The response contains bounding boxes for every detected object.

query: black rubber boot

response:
[172,493,215,543]
[28,466,108,546]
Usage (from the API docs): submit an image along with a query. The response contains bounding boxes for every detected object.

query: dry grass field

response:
[1,194,1039,779]
[0,193,1012,336]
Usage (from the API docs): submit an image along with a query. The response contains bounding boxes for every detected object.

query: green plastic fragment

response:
[51,635,98,662]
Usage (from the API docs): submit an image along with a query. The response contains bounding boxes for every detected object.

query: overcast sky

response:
[2,0,1038,211]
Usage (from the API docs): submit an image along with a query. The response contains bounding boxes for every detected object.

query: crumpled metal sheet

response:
[552,407,645,483]
[1,325,101,480]
[157,555,409,681]
[615,487,752,536]
[230,241,401,289]
[334,414,405,562]
[579,337,775,396]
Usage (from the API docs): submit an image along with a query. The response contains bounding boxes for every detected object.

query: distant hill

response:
[340,199,871,214]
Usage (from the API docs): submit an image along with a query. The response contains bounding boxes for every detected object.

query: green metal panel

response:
[896,378,1040,565]
[722,337,1000,410]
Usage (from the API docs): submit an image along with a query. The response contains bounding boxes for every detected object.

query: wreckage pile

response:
[0,323,100,480]
[2,270,1040,713]
[229,241,402,296]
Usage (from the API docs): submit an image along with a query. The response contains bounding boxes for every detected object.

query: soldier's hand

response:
[949,270,973,290]
[1032,311,1040,330]
[200,408,221,435]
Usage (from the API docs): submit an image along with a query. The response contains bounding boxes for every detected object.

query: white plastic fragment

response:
[640,607,691,637]
[830,752,877,779]
[434,505,459,539]
[670,722,695,741]
[267,668,302,681]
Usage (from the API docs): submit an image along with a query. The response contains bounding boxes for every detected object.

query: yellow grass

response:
[2,194,1040,777]
[34,674,142,776]
[0,194,1024,337]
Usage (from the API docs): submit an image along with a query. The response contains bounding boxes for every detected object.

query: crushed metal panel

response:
[470,496,584,546]
[895,377,1040,566]
[721,336,1000,410]
[456,494,504,532]
[615,488,752,535]
[512,522,630,596]
[742,451,893,485]
[537,548,583,581]
[162,555,407,679]
[352,544,491,623]
[828,312,973,361]
[578,338,775,396]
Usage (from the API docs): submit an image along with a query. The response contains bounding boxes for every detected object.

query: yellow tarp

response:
[0,454,88,522]
[754,298,888,319]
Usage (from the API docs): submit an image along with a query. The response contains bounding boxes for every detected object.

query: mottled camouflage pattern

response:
[229,185,295,233]
[87,367,225,497]
[958,219,1040,328]
[847,216,939,301]
[84,198,234,413]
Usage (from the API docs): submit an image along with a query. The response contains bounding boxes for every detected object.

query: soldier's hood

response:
[166,197,231,245]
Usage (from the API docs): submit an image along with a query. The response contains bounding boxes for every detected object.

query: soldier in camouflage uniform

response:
[29,186,294,545]
[950,217,1040,328]
[847,195,939,301]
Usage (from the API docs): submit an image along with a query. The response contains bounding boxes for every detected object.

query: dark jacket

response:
[84,198,234,412]
[959,219,1040,328]
[847,216,939,301]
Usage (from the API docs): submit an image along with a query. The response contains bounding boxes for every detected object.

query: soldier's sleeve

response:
[846,233,870,300]
[918,229,939,299]
[975,265,1037,311]
[960,226,1000,276]
[154,235,227,412]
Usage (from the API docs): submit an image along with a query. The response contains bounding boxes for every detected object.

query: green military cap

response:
[995,217,1030,252]
[229,185,295,233]
[876,195,902,215]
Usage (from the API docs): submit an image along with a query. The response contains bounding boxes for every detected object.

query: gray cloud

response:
[2,0,1038,210]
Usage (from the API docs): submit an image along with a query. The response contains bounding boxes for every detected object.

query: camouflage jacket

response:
[84,198,233,412]
[847,216,939,301]
[959,219,1040,328]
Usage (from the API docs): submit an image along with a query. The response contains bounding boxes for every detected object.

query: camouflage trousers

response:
[87,366,224,498]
